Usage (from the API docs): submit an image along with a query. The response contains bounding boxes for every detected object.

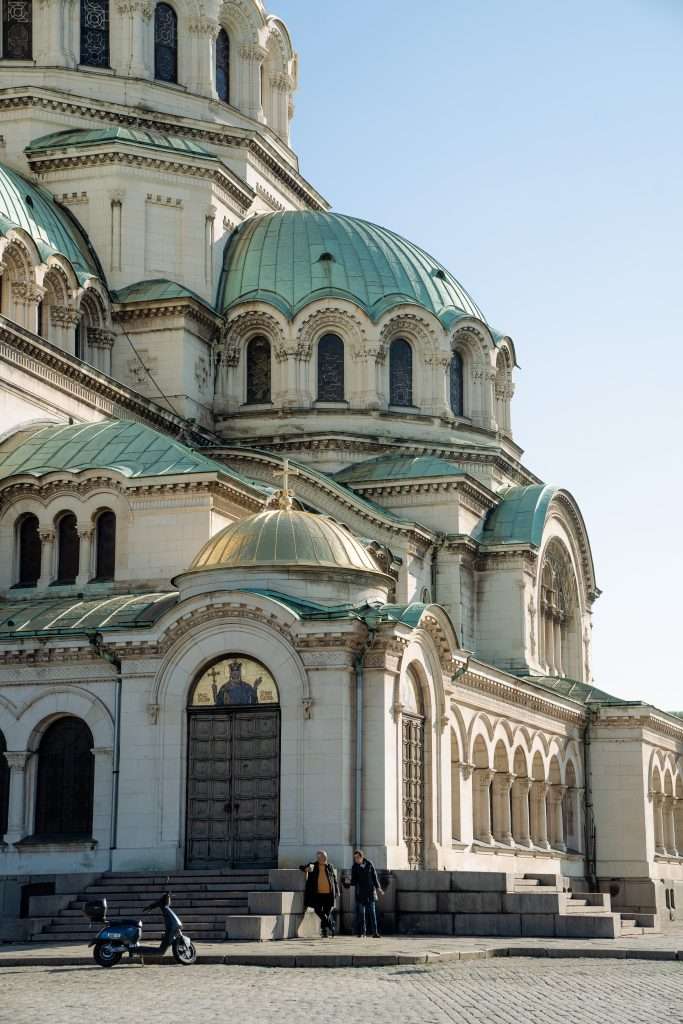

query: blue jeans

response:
[354,898,378,936]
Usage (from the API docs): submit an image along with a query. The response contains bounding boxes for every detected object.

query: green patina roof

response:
[0,162,99,282]
[0,420,265,489]
[472,484,557,548]
[241,590,426,627]
[336,454,466,484]
[217,211,485,325]
[0,592,178,640]
[27,127,213,159]
[526,676,625,706]
[111,278,214,309]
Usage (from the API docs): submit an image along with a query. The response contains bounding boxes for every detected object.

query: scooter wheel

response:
[172,937,197,965]
[93,943,122,968]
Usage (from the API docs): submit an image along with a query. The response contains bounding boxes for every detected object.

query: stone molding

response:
[296,307,367,362]
[112,301,220,332]
[455,670,585,727]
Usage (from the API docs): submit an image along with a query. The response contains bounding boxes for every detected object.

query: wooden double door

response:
[186,708,280,869]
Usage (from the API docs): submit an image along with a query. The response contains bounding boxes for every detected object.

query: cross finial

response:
[269,458,296,510]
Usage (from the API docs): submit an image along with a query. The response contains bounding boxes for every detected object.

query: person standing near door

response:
[300,850,339,938]
[344,849,383,937]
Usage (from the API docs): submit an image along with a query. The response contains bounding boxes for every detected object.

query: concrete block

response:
[520,914,556,938]
[392,871,451,892]
[397,913,454,935]
[554,913,619,939]
[248,891,304,915]
[438,892,503,914]
[453,913,522,937]
[451,872,511,892]
[268,869,305,892]
[397,891,438,913]
[503,893,560,914]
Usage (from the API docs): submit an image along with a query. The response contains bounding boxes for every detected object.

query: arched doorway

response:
[186,656,280,869]
[401,668,425,867]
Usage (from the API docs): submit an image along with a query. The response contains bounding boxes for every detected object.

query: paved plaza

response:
[2,957,682,1024]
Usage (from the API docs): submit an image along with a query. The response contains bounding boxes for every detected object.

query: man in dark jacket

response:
[299,850,339,938]
[344,849,383,937]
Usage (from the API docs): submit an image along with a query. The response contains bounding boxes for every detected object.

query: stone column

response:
[239,43,268,123]
[472,768,494,844]
[50,305,80,356]
[530,780,550,849]
[188,17,220,97]
[268,71,292,141]
[458,763,474,846]
[511,777,532,846]
[12,282,43,331]
[76,527,94,586]
[674,799,683,858]
[653,793,666,855]
[492,772,514,845]
[4,752,30,845]
[548,785,567,852]
[88,328,115,374]
[119,0,152,79]
[38,529,55,587]
[664,796,678,857]
[36,0,74,66]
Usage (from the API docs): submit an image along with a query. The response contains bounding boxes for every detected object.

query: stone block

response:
[397,913,454,935]
[438,892,503,914]
[502,893,561,914]
[453,913,522,937]
[397,891,438,913]
[392,870,451,892]
[248,891,304,915]
[451,872,511,892]
[554,913,619,939]
[268,869,305,892]
[520,914,557,938]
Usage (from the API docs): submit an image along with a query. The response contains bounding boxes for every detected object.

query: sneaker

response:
[372,933,381,938]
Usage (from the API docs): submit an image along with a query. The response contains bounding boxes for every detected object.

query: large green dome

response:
[217,211,485,325]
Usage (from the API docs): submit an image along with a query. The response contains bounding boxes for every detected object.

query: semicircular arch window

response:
[389,338,413,407]
[80,0,109,67]
[154,2,177,83]
[317,333,344,402]
[216,28,230,103]
[245,335,271,404]
[189,656,280,708]
[450,350,464,416]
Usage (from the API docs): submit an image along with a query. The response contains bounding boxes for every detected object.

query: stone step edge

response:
[0,945,676,969]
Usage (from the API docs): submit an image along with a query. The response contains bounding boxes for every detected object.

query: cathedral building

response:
[0,0,680,940]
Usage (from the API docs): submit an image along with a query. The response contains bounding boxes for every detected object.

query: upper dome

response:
[191,507,383,575]
[0,162,99,283]
[217,211,485,325]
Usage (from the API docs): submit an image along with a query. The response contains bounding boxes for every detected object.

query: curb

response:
[2,946,683,968]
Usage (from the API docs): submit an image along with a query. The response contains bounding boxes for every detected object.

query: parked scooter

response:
[84,891,197,968]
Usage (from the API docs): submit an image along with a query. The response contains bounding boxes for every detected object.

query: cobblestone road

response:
[2,958,682,1024]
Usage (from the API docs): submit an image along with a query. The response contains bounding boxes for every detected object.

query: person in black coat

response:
[299,850,339,938]
[344,849,383,937]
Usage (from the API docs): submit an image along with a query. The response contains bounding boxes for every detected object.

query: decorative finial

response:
[267,457,296,510]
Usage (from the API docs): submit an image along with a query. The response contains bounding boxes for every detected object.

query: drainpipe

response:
[582,706,597,891]
[88,630,122,872]
[354,625,376,853]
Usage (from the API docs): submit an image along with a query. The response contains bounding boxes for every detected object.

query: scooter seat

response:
[109,919,143,928]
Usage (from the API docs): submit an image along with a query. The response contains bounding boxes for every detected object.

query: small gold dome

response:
[190,508,384,575]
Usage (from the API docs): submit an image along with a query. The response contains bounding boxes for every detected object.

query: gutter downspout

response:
[88,631,122,872]
[582,706,597,891]
[354,624,377,853]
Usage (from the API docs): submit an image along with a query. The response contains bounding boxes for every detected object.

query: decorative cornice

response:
[112,300,220,332]
[455,670,585,726]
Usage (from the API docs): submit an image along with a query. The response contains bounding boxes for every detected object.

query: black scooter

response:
[85,891,197,968]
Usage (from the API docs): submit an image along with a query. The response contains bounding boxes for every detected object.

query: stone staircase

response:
[31,871,270,943]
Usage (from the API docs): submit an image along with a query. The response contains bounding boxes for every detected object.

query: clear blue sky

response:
[274,0,682,709]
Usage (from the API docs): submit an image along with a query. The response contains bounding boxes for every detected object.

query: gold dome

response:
[190,508,384,575]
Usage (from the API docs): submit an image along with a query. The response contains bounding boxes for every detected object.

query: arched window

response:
[17,514,41,586]
[56,513,79,584]
[80,0,109,67]
[538,540,580,679]
[246,336,271,405]
[34,717,94,838]
[0,730,9,839]
[389,338,413,407]
[216,28,230,103]
[317,334,344,402]
[2,0,32,59]
[154,2,177,83]
[94,510,116,581]
[450,350,464,417]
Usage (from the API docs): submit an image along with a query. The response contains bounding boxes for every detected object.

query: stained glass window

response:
[94,509,116,580]
[389,338,413,407]
[80,0,108,67]
[3,0,32,60]
[450,350,464,416]
[317,333,344,401]
[189,656,279,708]
[154,2,177,83]
[17,514,41,586]
[246,335,271,404]
[216,28,230,103]
[56,513,79,584]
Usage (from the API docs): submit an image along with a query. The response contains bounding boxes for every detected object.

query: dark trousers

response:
[355,898,378,936]
[312,894,335,934]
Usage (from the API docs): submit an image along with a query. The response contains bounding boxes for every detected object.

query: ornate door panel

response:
[186,710,280,869]
[402,715,425,867]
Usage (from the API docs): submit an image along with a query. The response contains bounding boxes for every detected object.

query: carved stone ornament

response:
[296,307,366,362]
[221,311,285,368]
[50,305,81,327]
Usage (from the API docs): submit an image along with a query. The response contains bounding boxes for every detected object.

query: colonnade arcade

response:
[650,762,683,859]
[451,729,582,854]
